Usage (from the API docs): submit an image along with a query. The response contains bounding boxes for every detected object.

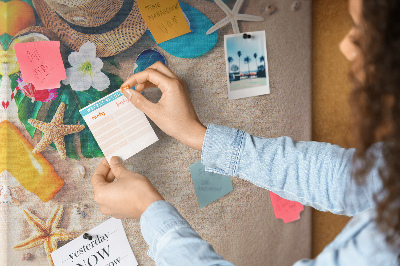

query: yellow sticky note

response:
[137,0,191,44]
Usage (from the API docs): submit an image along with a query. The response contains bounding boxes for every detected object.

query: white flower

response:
[62,41,110,91]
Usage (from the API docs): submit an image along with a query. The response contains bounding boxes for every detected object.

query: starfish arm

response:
[232,0,245,14]
[51,102,66,125]
[22,208,47,234]
[53,137,67,160]
[213,0,233,16]
[231,18,240,34]
[28,119,50,132]
[13,234,45,250]
[44,238,57,266]
[235,14,265,22]
[53,228,79,241]
[206,16,231,35]
[46,205,63,231]
[60,124,85,136]
[32,134,54,154]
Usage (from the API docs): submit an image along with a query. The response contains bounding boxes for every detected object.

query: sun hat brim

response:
[32,0,148,57]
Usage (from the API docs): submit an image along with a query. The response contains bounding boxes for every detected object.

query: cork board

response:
[0,0,312,265]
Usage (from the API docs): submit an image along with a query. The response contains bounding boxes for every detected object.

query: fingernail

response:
[120,85,129,92]
[110,156,122,165]
[122,89,133,100]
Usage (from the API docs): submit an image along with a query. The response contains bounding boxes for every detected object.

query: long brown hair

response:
[350,0,400,252]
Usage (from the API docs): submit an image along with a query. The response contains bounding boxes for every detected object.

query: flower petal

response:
[68,51,85,67]
[91,72,110,91]
[62,67,74,85]
[70,72,92,91]
[90,58,103,73]
[79,41,97,59]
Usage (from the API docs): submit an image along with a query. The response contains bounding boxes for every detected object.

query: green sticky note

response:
[189,161,233,208]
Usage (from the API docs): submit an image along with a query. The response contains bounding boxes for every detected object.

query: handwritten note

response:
[79,90,158,162]
[269,191,304,223]
[51,218,138,266]
[137,0,191,43]
[189,161,233,208]
[14,41,66,90]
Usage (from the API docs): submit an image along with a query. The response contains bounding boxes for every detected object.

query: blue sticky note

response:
[189,161,233,208]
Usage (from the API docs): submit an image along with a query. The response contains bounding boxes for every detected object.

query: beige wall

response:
[312,0,353,257]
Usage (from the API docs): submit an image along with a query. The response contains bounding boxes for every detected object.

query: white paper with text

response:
[51,218,138,266]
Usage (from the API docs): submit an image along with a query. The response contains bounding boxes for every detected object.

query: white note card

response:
[51,218,138,266]
[79,90,158,162]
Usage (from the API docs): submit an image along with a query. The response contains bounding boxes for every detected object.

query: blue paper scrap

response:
[189,161,233,208]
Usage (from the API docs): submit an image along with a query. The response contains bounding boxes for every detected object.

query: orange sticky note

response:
[269,191,304,223]
[137,0,191,44]
[14,41,66,90]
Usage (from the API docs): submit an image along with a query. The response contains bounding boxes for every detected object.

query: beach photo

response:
[224,30,270,100]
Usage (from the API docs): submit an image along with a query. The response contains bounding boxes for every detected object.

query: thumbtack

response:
[242,33,252,39]
[83,233,93,240]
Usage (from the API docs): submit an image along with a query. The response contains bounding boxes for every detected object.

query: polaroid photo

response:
[224,30,270,100]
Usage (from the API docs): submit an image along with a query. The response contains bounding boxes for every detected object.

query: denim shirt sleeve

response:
[140,200,235,266]
[201,124,383,216]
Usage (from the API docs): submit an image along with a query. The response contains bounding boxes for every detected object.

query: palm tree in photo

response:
[259,55,266,77]
[253,53,258,73]
[228,56,233,73]
[237,51,242,77]
[260,55,265,71]
[244,56,251,78]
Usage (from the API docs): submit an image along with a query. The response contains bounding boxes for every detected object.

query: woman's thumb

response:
[109,156,127,178]
[122,88,153,114]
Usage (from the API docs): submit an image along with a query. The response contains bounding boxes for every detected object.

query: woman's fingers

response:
[146,61,177,79]
[91,159,110,192]
[121,68,174,94]
[134,81,156,92]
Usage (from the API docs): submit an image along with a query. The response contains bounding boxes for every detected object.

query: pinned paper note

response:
[79,90,158,162]
[14,41,66,90]
[137,0,191,43]
[269,191,304,223]
[189,161,233,208]
[51,218,138,266]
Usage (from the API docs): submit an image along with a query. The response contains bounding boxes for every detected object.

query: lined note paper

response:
[80,90,158,162]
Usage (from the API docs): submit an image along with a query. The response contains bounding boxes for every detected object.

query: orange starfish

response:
[28,102,85,159]
[13,205,78,266]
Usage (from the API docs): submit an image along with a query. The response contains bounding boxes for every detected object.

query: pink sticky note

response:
[14,41,66,90]
[269,191,304,223]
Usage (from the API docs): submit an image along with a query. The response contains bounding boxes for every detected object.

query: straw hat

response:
[32,0,147,57]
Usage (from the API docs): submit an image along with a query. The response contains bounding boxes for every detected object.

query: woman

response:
[91,0,400,264]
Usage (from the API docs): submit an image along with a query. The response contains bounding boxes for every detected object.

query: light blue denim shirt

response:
[140,124,399,265]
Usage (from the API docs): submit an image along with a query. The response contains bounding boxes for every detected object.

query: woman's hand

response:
[120,61,206,151]
[91,157,164,219]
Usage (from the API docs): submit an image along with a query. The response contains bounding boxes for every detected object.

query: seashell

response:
[10,186,26,205]
[73,202,88,219]
[263,5,277,16]
[22,253,32,260]
[291,1,301,11]
[75,164,86,178]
